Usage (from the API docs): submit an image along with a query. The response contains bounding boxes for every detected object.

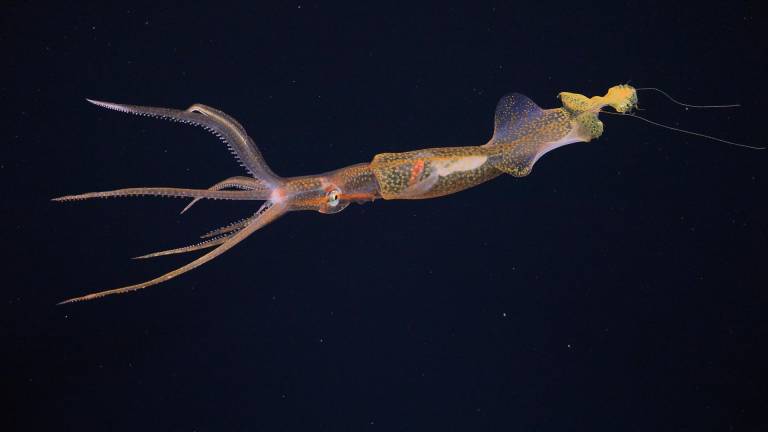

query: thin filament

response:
[600,110,764,150]
[635,87,740,109]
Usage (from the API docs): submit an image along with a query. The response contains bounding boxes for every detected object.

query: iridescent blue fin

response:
[489,93,547,145]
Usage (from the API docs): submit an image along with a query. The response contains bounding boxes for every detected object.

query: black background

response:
[3,1,767,430]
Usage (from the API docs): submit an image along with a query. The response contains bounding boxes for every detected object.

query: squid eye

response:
[327,189,341,207]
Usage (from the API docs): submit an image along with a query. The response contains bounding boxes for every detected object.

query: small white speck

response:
[501,312,507,317]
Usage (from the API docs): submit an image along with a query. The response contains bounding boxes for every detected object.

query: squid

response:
[53,85,746,304]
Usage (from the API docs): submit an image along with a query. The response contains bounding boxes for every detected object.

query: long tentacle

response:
[132,235,233,260]
[200,217,252,239]
[181,176,271,214]
[58,202,286,304]
[137,207,268,258]
[86,99,283,184]
[52,187,262,202]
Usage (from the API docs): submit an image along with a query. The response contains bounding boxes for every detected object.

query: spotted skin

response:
[487,108,573,177]
[368,85,639,195]
[371,147,500,199]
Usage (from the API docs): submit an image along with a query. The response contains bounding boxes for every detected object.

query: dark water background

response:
[3,1,766,430]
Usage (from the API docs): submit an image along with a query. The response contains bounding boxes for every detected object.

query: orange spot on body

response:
[270,188,286,203]
[408,159,425,186]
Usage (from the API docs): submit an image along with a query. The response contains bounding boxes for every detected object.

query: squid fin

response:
[489,93,546,145]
